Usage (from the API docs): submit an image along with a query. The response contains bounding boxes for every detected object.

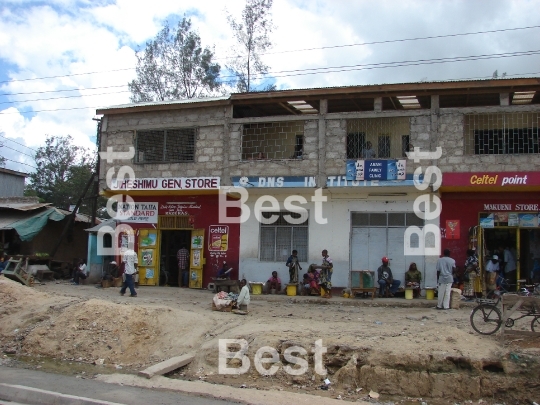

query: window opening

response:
[347,117,410,159]
[464,113,539,155]
[260,211,308,262]
[136,128,195,163]
[242,121,305,160]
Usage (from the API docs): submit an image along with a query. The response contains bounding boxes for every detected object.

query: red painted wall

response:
[116,194,240,289]
[440,192,540,267]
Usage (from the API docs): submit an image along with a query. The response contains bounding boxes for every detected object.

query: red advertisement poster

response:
[446,220,460,239]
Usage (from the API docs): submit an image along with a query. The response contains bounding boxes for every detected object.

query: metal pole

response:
[50,172,96,258]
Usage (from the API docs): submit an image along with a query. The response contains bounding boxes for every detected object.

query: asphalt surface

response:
[0,366,240,405]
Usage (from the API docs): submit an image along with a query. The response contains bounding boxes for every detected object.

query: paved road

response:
[0,366,239,405]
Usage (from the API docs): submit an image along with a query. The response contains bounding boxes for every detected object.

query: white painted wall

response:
[238,188,440,289]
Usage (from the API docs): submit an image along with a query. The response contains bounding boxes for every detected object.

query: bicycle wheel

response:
[470,304,502,335]
[531,316,540,332]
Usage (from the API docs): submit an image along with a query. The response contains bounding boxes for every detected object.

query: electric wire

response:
[1,24,539,85]
[0,156,36,169]
[1,51,540,107]
[0,84,128,97]
[0,143,34,158]
[253,25,540,57]
[0,134,38,151]
[0,90,131,106]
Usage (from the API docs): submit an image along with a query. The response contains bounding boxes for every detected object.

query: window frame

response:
[135,127,197,164]
[259,211,309,262]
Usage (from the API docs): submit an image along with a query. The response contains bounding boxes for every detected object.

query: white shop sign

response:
[117,202,158,223]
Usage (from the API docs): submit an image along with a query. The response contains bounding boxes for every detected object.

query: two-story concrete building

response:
[96,78,540,294]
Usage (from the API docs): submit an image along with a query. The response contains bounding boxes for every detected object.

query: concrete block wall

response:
[100,106,227,190]
[228,120,320,178]
[324,119,347,175]
[100,105,540,190]
[436,109,540,172]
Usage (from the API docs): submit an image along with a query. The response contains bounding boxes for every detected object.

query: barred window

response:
[465,113,540,155]
[346,132,366,159]
[242,121,305,160]
[136,128,196,163]
[260,211,308,262]
[347,117,410,159]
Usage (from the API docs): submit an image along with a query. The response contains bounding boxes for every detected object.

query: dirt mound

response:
[2,277,539,404]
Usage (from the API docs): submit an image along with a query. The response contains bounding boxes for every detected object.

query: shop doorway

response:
[159,230,191,287]
[482,228,519,287]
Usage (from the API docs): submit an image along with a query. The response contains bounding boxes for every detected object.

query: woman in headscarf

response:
[405,262,422,298]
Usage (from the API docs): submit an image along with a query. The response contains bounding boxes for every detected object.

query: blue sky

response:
[1,0,539,173]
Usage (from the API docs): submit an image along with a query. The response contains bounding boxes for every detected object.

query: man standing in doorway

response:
[435,249,456,310]
[176,245,190,287]
[120,248,138,297]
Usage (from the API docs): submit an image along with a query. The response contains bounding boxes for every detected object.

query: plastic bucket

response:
[286,284,297,296]
[405,289,413,300]
[252,284,262,295]
[426,289,435,300]
[320,286,326,296]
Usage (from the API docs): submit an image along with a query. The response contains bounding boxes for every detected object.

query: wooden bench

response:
[35,269,55,282]
[351,287,377,300]
[351,270,377,300]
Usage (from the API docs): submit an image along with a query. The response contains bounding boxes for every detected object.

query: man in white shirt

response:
[72,259,88,285]
[120,248,138,297]
[485,254,499,290]
[435,249,456,310]
[236,279,250,311]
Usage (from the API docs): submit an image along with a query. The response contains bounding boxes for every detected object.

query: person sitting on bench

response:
[377,257,400,297]
[72,259,88,285]
[217,261,232,279]
[265,271,282,294]
[405,262,422,298]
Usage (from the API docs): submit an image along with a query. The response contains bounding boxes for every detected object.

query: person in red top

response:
[265,271,282,294]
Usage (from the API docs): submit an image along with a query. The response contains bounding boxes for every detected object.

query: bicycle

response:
[469,277,540,335]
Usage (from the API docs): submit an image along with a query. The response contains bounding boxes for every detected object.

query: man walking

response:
[436,249,456,310]
[176,245,190,287]
[120,248,138,297]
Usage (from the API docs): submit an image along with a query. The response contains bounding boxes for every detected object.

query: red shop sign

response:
[443,172,540,187]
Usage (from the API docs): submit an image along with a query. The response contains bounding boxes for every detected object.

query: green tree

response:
[227,0,275,92]
[0,133,6,167]
[129,17,221,102]
[25,135,95,215]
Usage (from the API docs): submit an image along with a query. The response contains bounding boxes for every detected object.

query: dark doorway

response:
[482,228,517,288]
[160,230,191,287]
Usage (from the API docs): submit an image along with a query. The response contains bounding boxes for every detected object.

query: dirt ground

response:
[1,275,539,405]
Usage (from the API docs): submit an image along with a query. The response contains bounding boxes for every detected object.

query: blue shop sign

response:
[231,176,317,188]
[327,173,421,187]
[346,159,406,181]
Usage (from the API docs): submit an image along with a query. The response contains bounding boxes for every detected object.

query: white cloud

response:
[0,0,539,173]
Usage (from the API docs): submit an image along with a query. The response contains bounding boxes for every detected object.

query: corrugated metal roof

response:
[0,210,37,230]
[97,95,230,111]
[0,202,51,211]
[0,168,28,177]
[232,76,540,96]
[55,208,95,223]
[95,77,540,114]
[85,217,115,232]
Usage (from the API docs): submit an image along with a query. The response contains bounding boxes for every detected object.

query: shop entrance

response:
[479,217,540,287]
[481,228,518,286]
[159,230,191,287]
